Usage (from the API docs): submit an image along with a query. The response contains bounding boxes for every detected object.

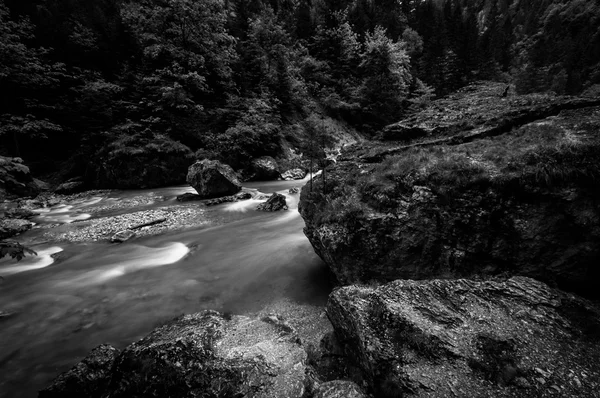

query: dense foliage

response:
[0,0,598,186]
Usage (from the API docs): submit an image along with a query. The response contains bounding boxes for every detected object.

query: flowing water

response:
[0,178,331,398]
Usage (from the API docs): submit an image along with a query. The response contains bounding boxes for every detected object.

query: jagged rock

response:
[42,311,308,398]
[249,156,281,181]
[39,344,119,398]
[282,168,307,181]
[313,380,367,398]
[299,99,600,295]
[327,277,600,398]
[187,159,241,199]
[110,230,136,243]
[0,218,34,239]
[54,179,86,195]
[257,193,288,211]
[176,192,202,202]
[0,156,40,199]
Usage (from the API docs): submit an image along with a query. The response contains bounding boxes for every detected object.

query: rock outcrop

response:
[378,82,600,145]
[257,193,288,211]
[282,168,307,181]
[40,311,310,398]
[248,156,281,181]
[327,276,600,397]
[299,84,600,296]
[0,218,34,240]
[187,159,242,199]
[0,156,40,199]
[54,178,86,195]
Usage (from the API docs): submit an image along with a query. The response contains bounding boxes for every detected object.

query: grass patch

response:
[352,121,600,211]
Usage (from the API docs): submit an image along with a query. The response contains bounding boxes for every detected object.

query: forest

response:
[1,0,599,187]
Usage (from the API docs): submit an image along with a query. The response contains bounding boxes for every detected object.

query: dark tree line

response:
[1,0,598,184]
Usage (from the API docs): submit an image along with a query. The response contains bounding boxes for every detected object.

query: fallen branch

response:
[128,218,167,230]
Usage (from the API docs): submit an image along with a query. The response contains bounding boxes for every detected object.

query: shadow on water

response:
[0,177,330,398]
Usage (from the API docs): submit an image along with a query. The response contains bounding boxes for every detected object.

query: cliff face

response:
[299,83,600,295]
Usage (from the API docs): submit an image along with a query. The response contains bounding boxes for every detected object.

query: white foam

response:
[223,199,264,212]
[61,242,190,286]
[0,246,63,276]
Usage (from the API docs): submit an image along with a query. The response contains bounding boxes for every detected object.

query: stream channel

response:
[0,177,331,398]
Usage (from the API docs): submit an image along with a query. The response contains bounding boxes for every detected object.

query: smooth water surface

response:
[0,178,330,398]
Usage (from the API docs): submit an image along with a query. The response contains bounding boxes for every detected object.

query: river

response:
[0,177,331,398]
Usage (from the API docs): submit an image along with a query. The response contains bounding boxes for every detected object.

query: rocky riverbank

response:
[299,83,600,296]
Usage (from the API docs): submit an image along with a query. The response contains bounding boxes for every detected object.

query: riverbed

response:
[0,177,332,398]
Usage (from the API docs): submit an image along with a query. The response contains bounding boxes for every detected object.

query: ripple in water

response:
[0,246,63,276]
[57,242,190,286]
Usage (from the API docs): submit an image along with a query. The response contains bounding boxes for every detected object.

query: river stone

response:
[0,218,34,239]
[249,156,281,181]
[176,192,202,202]
[187,159,241,199]
[39,344,120,398]
[101,311,305,397]
[256,193,288,211]
[54,180,86,195]
[327,276,600,397]
[282,168,306,181]
[110,230,136,243]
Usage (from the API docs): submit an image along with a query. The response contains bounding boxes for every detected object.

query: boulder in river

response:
[282,168,307,181]
[299,85,600,295]
[0,156,40,199]
[327,276,600,397]
[187,159,241,199]
[41,311,308,398]
[0,218,34,240]
[256,193,288,211]
[248,156,281,181]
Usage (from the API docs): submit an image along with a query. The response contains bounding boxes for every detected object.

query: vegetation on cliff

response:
[299,84,600,295]
[1,0,599,187]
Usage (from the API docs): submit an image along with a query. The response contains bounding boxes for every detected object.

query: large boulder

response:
[187,159,242,199]
[256,193,288,211]
[300,94,600,295]
[0,156,40,199]
[327,277,600,397]
[40,311,308,398]
[249,156,281,181]
[282,168,307,181]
